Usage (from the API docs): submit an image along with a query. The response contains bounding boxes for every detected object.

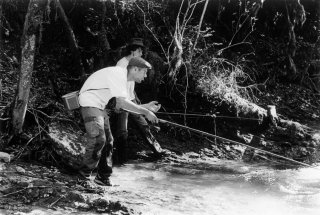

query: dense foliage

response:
[0,0,319,140]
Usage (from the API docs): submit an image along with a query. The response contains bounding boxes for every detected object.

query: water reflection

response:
[109,161,320,215]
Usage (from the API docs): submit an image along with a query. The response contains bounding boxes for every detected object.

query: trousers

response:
[79,107,113,178]
[114,100,162,163]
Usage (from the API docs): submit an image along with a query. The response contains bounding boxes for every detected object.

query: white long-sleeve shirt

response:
[79,66,128,110]
[116,57,135,100]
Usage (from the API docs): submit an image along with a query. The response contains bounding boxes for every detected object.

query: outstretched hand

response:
[146,101,161,113]
[144,110,158,124]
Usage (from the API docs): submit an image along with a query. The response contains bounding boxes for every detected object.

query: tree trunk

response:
[97,0,111,68]
[315,37,320,92]
[55,0,86,77]
[0,0,3,54]
[11,0,46,135]
[285,0,306,80]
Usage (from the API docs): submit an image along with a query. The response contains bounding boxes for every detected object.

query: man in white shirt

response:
[78,57,158,186]
[115,38,165,164]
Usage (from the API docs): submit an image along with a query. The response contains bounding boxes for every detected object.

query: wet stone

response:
[0,152,11,163]
[92,198,110,211]
[74,201,90,209]
[65,191,86,203]
[186,152,200,159]
[15,166,26,174]
[309,141,317,148]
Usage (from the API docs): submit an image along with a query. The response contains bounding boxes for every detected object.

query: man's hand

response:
[144,110,158,124]
[145,101,161,113]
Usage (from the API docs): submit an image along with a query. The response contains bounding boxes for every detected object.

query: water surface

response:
[108,160,320,215]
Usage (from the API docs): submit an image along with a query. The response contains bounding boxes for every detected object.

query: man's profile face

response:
[132,47,143,58]
[133,67,148,83]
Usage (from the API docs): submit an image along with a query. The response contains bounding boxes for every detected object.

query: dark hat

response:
[128,57,152,69]
[129,38,144,47]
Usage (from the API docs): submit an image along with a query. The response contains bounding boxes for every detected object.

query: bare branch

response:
[135,2,169,63]
[190,0,209,61]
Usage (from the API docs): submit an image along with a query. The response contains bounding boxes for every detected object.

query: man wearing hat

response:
[115,38,165,164]
[77,57,158,186]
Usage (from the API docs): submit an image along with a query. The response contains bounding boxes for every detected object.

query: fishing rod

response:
[120,108,314,168]
[156,111,262,121]
[157,111,213,117]
[158,119,313,168]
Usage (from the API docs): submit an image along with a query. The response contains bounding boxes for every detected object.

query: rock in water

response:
[0,152,11,162]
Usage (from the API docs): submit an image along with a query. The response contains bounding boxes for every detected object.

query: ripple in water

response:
[12,162,320,215]
[109,162,320,215]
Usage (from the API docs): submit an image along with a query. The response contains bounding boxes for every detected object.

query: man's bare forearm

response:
[116,98,149,116]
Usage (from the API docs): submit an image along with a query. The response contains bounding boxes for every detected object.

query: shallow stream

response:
[108,120,320,215]
[8,159,320,215]
[108,160,320,215]
[9,123,320,215]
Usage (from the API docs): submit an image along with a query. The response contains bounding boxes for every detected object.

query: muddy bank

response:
[0,161,133,215]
